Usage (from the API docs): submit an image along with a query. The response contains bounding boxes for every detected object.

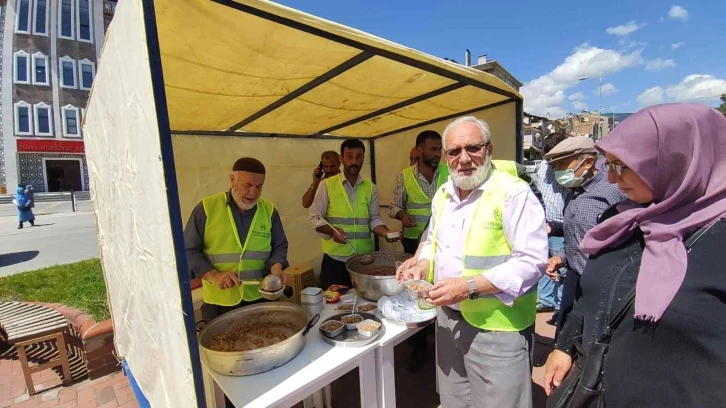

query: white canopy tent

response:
[83,0,523,406]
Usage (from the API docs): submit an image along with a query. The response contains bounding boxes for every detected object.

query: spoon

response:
[316,216,375,265]
[351,296,357,315]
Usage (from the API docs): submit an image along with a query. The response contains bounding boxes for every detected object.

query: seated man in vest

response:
[400,116,548,408]
[184,157,289,320]
[390,130,448,255]
[308,138,400,289]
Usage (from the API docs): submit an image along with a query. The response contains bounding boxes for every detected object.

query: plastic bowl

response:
[341,314,364,330]
[356,319,382,338]
[320,320,345,338]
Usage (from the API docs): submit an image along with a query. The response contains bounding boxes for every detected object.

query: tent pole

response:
[515,100,523,164]
[369,139,380,252]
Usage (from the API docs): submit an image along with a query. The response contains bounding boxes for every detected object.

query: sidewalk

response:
[1,342,138,408]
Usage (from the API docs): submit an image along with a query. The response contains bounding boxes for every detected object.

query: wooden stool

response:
[0,302,72,395]
[284,265,316,304]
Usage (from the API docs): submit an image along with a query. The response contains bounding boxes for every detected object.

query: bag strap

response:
[603,217,724,337]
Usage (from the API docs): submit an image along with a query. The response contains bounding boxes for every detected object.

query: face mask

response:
[555,158,589,188]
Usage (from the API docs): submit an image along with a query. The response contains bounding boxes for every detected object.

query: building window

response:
[60,56,77,88]
[62,106,81,137]
[34,103,53,136]
[32,53,49,86]
[78,59,95,90]
[15,102,33,136]
[14,51,30,84]
[33,0,49,35]
[77,0,92,42]
[16,0,31,33]
[59,0,75,39]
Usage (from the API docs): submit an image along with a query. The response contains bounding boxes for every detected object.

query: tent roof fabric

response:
[157,0,522,139]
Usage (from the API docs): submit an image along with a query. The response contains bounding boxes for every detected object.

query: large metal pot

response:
[346,252,412,301]
[198,303,319,376]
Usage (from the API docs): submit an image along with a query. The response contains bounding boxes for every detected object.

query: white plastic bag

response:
[377,294,436,323]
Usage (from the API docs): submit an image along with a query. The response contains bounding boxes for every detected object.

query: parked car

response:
[524,161,537,173]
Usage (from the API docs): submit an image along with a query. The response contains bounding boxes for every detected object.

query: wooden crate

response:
[284,265,317,305]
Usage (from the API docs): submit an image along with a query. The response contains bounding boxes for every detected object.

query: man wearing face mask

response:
[184,157,290,321]
[399,116,547,408]
[544,137,625,331]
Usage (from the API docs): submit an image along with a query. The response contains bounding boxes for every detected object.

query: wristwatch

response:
[466,276,479,300]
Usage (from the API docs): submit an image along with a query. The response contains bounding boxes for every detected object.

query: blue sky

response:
[275,0,725,118]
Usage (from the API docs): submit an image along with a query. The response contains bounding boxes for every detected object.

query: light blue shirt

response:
[537,162,567,231]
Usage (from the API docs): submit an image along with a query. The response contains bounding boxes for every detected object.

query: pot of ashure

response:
[345,252,412,301]
[198,303,319,376]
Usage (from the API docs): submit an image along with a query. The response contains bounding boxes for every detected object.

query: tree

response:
[719,94,726,116]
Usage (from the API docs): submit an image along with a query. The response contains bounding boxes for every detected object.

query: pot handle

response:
[303,313,320,336]
[196,320,208,333]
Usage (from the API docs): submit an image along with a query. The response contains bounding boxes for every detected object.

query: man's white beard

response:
[450,156,491,191]
[232,188,257,210]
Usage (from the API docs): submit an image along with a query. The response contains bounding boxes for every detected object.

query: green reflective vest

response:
[427,169,537,331]
[201,193,273,305]
[491,160,519,178]
[401,163,450,239]
[321,174,374,257]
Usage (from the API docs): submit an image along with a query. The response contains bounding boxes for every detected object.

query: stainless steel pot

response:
[346,252,412,301]
[197,303,319,376]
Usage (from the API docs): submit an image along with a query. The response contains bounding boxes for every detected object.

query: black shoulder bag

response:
[546,218,722,408]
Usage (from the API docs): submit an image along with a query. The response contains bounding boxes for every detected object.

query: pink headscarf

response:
[580,103,726,322]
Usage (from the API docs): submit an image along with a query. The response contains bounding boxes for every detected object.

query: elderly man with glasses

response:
[399,116,548,408]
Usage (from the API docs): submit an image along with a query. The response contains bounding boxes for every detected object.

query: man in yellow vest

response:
[400,116,548,408]
[308,138,400,289]
[184,157,289,320]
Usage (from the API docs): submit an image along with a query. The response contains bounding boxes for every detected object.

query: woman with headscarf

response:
[543,104,726,406]
[14,186,35,228]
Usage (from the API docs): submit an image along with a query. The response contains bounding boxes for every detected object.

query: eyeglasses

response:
[445,143,489,158]
[603,161,628,176]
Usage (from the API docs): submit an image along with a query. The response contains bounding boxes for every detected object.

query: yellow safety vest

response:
[201,192,273,305]
[491,160,519,178]
[401,163,450,239]
[427,170,537,331]
[322,174,374,257]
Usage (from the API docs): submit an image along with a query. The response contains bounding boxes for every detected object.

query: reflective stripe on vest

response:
[491,160,519,178]
[321,174,374,257]
[401,163,450,239]
[201,193,274,305]
[428,169,537,331]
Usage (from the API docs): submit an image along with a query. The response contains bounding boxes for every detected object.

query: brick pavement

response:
[1,342,139,408]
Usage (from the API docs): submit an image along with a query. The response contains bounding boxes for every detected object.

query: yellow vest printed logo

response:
[428,169,537,331]
[201,193,274,305]
[322,174,374,256]
[401,162,450,239]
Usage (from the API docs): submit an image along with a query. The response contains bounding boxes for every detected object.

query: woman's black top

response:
[555,210,726,407]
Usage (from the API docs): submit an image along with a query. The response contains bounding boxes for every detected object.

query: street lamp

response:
[579,76,604,140]
[694,96,713,107]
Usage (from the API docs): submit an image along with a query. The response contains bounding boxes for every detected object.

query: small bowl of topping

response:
[341,314,363,330]
[356,303,378,314]
[356,319,382,338]
[337,302,355,312]
[403,280,434,299]
[320,320,345,338]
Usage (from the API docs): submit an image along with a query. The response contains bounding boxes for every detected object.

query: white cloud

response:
[521,44,644,117]
[568,92,586,101]
[671,41,684,50]
[669,5,688,21]
[572,101,588,111]
[645,58,676,71]
[637,87,665,106]
[606,21,646,36]
[595,83,618,96]
[665,75,726,103]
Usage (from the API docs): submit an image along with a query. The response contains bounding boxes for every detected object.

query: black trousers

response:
[319,253,352,290]
[402,237,420,257]
[556,269,581,337]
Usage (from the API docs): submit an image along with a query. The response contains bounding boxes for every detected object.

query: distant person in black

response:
[544,104,726,406]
